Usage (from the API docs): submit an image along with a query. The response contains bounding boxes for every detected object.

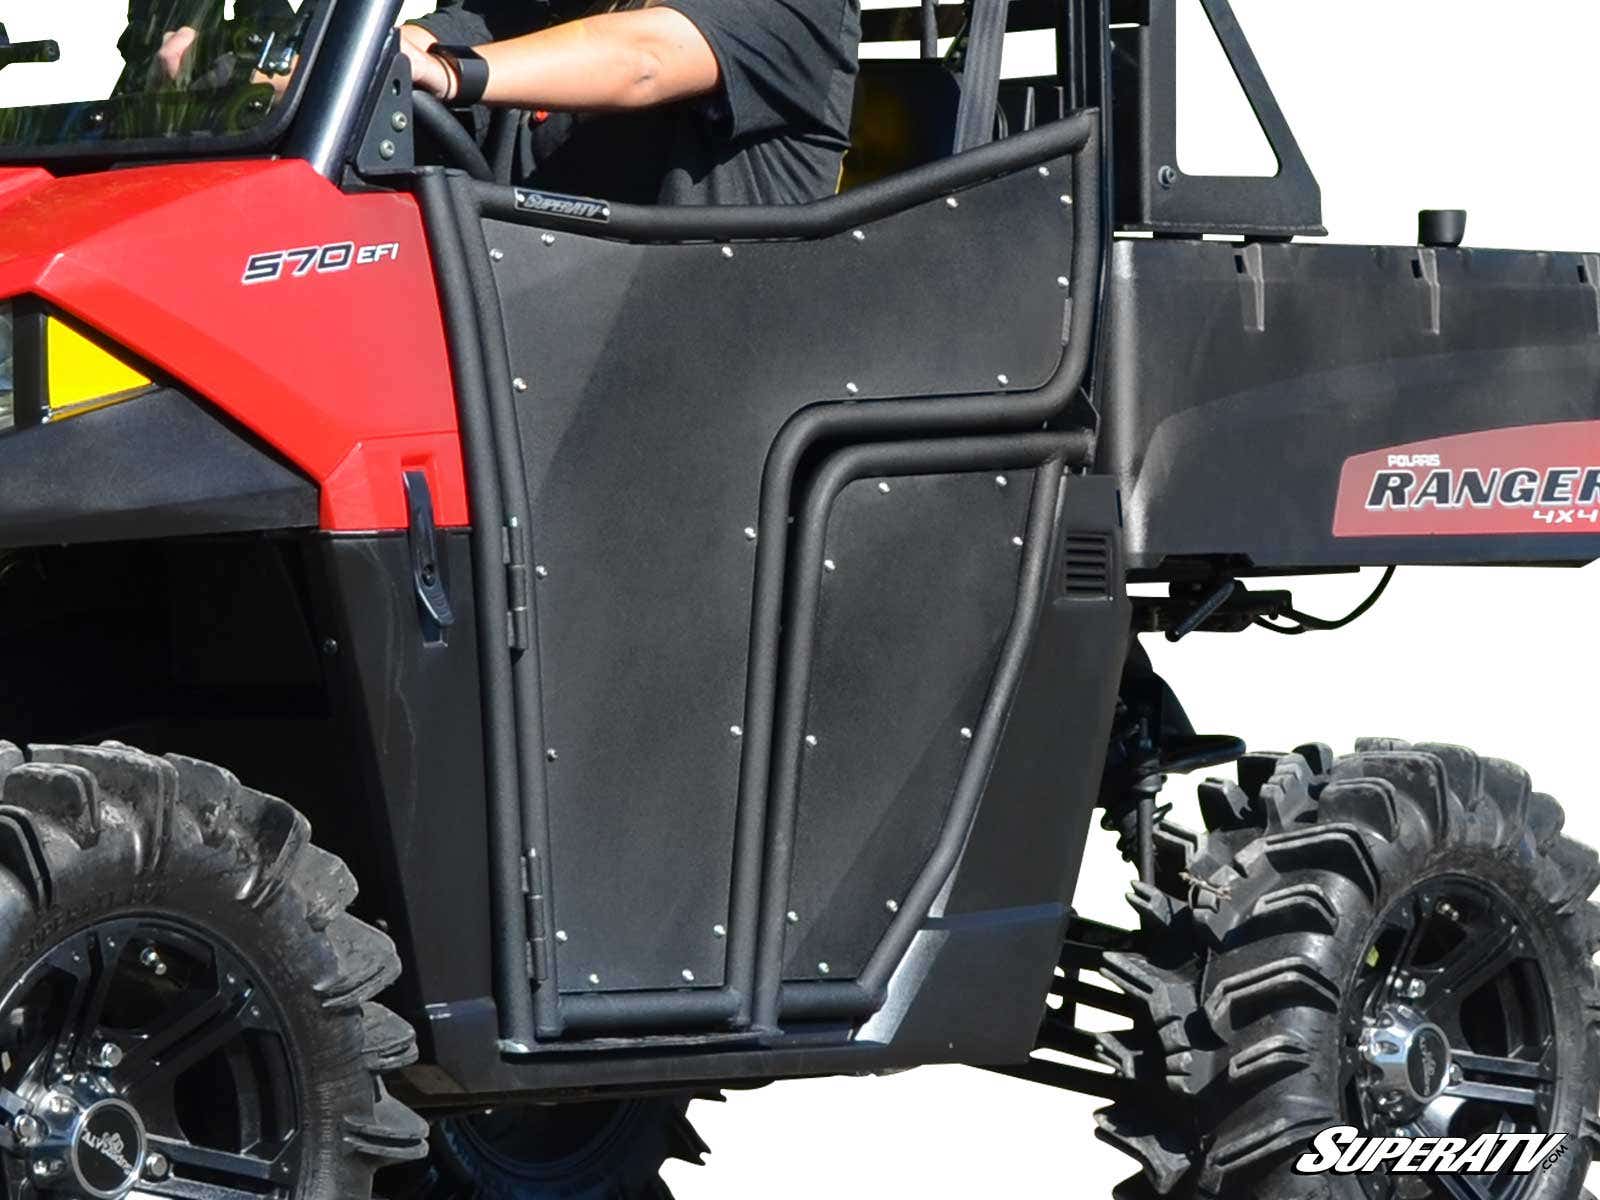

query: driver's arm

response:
[401,4,720,112]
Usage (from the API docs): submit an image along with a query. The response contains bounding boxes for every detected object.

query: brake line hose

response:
[1253,566,1397,636]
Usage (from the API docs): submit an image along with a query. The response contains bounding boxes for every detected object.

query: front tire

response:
[0,740,428,1198]
[1094,739,1600,1199]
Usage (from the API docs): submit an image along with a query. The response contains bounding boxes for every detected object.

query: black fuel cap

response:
[1420,209,1468,248]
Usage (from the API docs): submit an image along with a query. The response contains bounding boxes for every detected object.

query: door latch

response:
[404,470,455,643]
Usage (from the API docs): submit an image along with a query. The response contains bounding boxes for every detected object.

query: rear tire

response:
[0,740,428,1198]
[1092,738,1600,1199]
[390,1097,709,1199]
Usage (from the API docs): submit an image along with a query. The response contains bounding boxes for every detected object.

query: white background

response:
[6,0,1597,1195]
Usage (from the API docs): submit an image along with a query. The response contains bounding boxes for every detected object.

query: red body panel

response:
[0,160,466,530]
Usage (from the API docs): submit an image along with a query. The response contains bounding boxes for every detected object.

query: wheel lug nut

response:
[12,1113,43,1148]
[145,1151,170,1180]
[93,1041,124,1070]
[1449,1062,1462,1085]
[1401,976,1426,1000]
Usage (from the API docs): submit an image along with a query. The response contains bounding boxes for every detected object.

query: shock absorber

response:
[1099,656,1245,886]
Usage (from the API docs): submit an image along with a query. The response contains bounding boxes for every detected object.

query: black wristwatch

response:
[428,43,490,107]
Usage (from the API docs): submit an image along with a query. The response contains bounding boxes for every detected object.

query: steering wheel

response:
[411,90,495,183]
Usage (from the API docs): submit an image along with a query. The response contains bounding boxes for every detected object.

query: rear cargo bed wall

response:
[1099,237,1600,571]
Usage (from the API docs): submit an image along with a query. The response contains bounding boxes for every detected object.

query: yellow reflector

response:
[45,318,150,418]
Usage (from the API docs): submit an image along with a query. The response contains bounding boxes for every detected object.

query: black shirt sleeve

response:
[412,1,570,45]
[411,1,493,45]
[657,0,855,142]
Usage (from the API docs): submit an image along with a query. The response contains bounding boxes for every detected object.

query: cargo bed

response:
[1098,236,1600,573]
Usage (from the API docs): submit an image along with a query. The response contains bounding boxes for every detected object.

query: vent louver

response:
[1061,532,1113,598]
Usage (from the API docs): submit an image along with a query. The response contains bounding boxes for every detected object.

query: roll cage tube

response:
[292,0,494,182]
[413,92,494,182]
[285,0,405,178]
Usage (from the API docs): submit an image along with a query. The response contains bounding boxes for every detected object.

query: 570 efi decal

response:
[242,240,401,286]
[1334,421,1600,537]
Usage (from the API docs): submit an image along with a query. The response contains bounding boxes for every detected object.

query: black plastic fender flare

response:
[0,388,316,549]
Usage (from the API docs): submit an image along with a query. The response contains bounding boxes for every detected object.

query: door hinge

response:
[503,518,531,652]
[520,847,550,984]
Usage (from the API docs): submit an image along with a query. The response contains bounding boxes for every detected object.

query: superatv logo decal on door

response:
[1294,1127,1566,1176]
[1333,420,1600,536]
[513,189,612,222]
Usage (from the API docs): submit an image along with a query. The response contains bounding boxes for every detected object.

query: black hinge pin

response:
[503,518,531,652]
[521,847,550,984]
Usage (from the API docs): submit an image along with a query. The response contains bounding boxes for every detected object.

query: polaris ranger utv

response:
[0,0,1592,1197]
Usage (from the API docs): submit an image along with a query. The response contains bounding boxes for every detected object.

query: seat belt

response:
[952,0,1008,153]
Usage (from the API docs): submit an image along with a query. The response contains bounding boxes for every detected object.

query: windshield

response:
[0,1,323,156]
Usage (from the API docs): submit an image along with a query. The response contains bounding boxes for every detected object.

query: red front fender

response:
[0,159,465,531]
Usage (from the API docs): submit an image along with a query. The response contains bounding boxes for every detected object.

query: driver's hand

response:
[158,26,198,81]
[399,24,455,101]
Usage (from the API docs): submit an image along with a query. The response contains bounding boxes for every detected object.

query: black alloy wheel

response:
[0,917,305,1198]
[0,740,427,1199]
[1341,879,1561,1199]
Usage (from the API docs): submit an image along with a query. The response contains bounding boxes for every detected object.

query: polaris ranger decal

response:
[1333,420,1600,536]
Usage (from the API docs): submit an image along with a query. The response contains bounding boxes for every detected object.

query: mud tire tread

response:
[1089,738,1600,1199]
